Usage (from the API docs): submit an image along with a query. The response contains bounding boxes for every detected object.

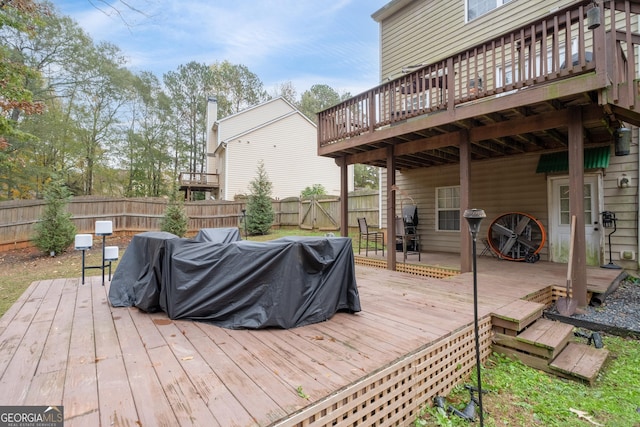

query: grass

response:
[415,336,640,426]
[0,245,124,317]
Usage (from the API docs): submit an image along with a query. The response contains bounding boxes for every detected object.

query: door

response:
[549,175,602,265]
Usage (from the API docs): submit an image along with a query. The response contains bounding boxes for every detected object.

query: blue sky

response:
[54,0,389,97]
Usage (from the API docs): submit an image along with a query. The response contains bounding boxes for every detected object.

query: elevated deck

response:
[318,0,640,170]
[0,258,621,426]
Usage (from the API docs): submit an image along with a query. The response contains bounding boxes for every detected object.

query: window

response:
[559,184,593,226]
[467,0,514,21]
[436,186,460,231]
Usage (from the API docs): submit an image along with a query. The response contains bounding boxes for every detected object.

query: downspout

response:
[378,167,383,229]
[223,142,228,201]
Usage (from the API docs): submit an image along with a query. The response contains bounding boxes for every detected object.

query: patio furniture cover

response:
[109,232,360,329]
[108,231,179,311]
[193,227,242,243]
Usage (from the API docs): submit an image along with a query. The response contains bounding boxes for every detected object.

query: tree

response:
[0,0,48,198]
[164,62,214,184]
[72,42,135,195]
[298,84,352,123]
[210,60,269,116]
[32,178,77,256]
[160,193,189,237]
[301,184,327,199]
[245,161,274,235]
[271,80,298,105]
[3,11,98,198]
[354,164,379,189]
[120,71,173,197]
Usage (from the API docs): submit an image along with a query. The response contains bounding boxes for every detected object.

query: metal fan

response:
[487,212,546,261]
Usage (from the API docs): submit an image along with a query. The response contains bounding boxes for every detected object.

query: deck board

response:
[0,254,621,426]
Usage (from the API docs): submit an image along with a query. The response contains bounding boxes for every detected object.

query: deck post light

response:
[74,234,93,285]
[463,208,486,426]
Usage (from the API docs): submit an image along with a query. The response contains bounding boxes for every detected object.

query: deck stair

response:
[491,300,609,385]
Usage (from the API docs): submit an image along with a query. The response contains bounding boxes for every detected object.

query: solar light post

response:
[463,208,486,426]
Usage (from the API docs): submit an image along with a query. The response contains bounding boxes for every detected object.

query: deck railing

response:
[318,0,640,149]
[179,172,220,187]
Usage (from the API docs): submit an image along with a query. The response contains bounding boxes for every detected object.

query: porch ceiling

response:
[331,91,639,171]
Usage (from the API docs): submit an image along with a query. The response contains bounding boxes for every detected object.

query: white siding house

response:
[207,97,352,200]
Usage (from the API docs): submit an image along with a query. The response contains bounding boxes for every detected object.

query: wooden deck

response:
[0,256,622,426]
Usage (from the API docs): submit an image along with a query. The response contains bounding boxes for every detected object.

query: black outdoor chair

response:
[357,217,384,256]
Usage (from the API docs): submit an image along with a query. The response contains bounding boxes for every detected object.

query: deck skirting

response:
[275,318,492,427]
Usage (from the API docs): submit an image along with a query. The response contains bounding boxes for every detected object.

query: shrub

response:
[246,161,275,235]
[160,195,188,237]
[33,179,77,256]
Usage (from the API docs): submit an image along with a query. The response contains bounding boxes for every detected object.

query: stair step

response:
[549,342,609,385]
[491,299,545,333]
[493,319,574,359]
[516,319,574,359]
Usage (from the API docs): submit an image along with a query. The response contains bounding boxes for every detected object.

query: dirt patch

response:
[0,235,133,270]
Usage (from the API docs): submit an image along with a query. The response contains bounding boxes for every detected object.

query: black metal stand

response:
[80,234,113,285]
[471,232,485,427]
[601,211,621,270]
[241,209,248,239]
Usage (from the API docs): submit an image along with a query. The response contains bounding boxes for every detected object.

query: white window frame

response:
[466,0,514,22]
[436,186,460,232]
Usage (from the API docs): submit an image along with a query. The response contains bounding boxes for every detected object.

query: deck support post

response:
[460,132,472,273]
[387,146,397,271]
[568,106,588,307]
[338,156,349,238]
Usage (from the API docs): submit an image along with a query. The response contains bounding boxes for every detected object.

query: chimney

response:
[207,96,218,138]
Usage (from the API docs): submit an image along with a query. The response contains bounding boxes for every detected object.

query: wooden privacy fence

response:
[0,191,380,250]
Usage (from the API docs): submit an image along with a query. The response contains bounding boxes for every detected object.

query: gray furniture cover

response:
[109,231,360,329]
[108,231,179,311]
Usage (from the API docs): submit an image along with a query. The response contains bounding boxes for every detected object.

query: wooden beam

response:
[338,157,349,238]
[460,131,472,273]
[386,146,397,271]
[345,132,462,165]
[568,106,588,307]
[469,104,604,142]
[341,104,606,166]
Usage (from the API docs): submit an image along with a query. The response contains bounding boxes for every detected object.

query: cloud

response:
[55,0,387,94]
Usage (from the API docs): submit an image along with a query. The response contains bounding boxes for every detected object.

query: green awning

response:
[535,146,611,174]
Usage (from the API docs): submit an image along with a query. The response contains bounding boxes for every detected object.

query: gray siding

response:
[383,154,548,257]
[603,134,639,270]
[376,0,575,81]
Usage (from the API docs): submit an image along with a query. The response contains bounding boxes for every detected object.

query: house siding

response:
[602,135,639,270]
[208,97,346,200]
[219,98,295,142]
[383,154,549,257]
[377,0,575,81]
[225,113,342,200]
